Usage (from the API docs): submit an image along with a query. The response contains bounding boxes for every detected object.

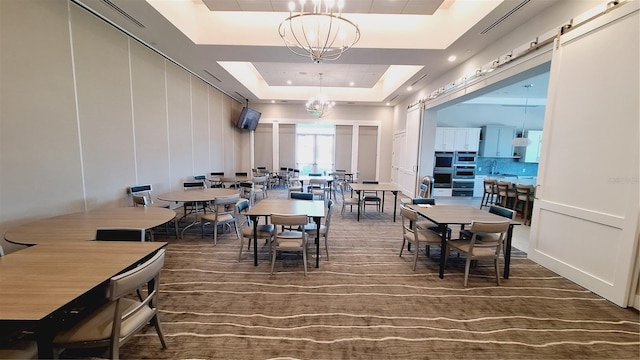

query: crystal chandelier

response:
[279,0,361,63]
[306,73,335,118]
[512,84,533,147]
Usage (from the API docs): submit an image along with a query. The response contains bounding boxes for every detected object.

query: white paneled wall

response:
[0,0,244,252]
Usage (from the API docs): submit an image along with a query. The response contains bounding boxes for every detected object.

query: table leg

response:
[438,223,448,279]
[250,215,258,266]
[503,224,514,278]
[392,191,398,222]
[356,190,362,221]
[180,201,200,239]
[381,191,385,212]
[314,216,321,268]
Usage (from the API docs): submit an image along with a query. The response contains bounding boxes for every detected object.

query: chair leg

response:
[412,244,419,271]
[302,245,308,276]
[238,238,244,262]
[324,234,329,261]
[463,258,472,288]
[152,315,168,349]
[399,238,406,257]
[270,249,277,275]
[213,222,218,245]
[494,259,501,286]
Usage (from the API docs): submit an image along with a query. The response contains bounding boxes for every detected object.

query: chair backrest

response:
[411,198,435,205]
[496,181,511,193]
[109,248,165,299]
[215,193,240,208]
[235,171,248,177]
[193,175,206,181]
[362,180,378,184]
[132,195,149,207]
[290,192,313,200]
[270,213,309,227]
[184,181,206,189]
[252,176,267,184]
[400,205,419,240]
[309,178,326,186]
[129,184,152,193]
[324,199,334,229]
[515,184,535,198]
[308,173,322,176]
[95,228,146,242]
[489,205,516,219]
[467,221,510,255]
[129,184,155,205]
[210,172,224,176]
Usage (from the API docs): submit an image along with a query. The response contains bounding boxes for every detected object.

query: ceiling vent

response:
[388,94,399,102]
[203,70,222,83]
[102,0,145,28]
[410,73,428,87]
[480,0,530,34]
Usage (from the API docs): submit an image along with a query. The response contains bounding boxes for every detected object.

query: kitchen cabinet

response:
[434,128,456,151]
[455,128,481,151]
[519,130,543,163]
[435,127,481,152]
[480,126,516,157]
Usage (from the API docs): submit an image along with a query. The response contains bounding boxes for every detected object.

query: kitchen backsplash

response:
[476,157,538,177]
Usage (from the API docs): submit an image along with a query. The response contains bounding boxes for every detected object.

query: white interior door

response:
[528,3,639,307]
[397,106,421,197]
[392,132,404,187]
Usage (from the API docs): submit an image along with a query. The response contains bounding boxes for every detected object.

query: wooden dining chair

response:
[361,180,381,213]
[201,193,241,244]
[52,249,168,359]
[399,205,443,270]
[236,199,274,261]
[269,213,310,276]
[445,220,510,287]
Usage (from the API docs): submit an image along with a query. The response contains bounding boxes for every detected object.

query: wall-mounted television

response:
[236,107,261,131]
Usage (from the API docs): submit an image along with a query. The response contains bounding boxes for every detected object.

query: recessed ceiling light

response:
[407,86,413,91]
[286,80,292,85]
[271,100,275,103]
[386,102,390,106]
[349,81,355,86]
[448,55,457,62]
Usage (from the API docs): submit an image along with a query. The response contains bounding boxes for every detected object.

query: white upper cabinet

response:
[455,128,481,151]
[435,127,480,152]
[520,130,543,163]
[480,126,516,157]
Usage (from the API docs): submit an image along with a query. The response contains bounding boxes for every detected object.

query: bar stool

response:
[479,178,498,209]
[514,184,535,225]
[496,181,516,209]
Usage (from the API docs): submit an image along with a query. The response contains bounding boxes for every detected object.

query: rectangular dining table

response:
[245,199,325,268]
[407,204,518,279]
[0,241,167,358]
[347,182,400,222]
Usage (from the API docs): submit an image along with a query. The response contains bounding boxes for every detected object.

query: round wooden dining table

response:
[4,206,177,246]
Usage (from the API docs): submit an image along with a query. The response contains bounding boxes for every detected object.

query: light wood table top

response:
[246,199,325,218]
[4,206,176,246]
[0,241,166,321]
[157,188,239,202]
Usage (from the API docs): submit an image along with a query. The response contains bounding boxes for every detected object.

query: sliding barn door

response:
[529,3,639,307]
